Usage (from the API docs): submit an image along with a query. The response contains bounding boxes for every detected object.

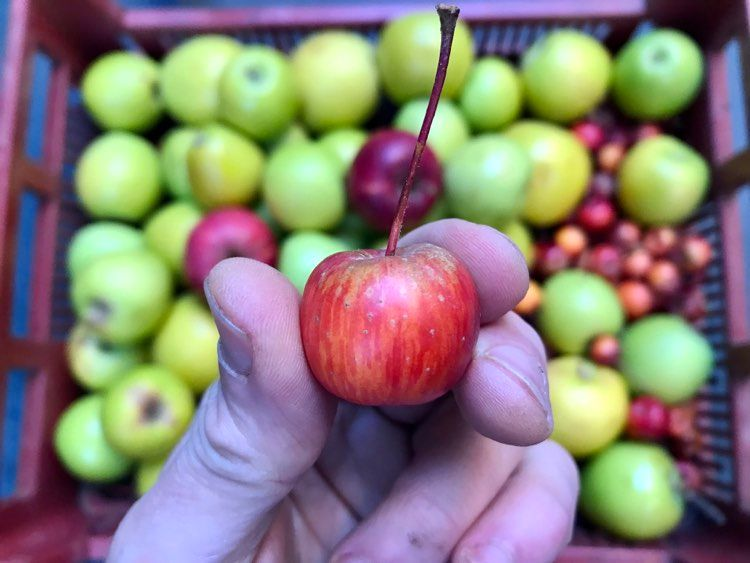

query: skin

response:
[110,220,578,563]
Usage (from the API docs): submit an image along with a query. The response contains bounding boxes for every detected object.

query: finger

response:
[453,441,579,563]
[402,219,529,324]
[454,312,552,446]
[331,402,524,562]
[109,258,337,562]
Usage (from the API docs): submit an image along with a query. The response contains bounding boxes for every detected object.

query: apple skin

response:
[160,127,199,200]
[393,98,470,162]
[185,207,277,292]
[278,231,351,293]
[144,201,203,280]
[580,442,684,540]
[613,29,704,120]
[548,356,629,458]
[619,314,713,404]
[459,57,523,131]
[135,456,167,497]
[300,243,480,406]
[377,11,474,103]
[67,221,145,278]
[348,130,442,231]
[102,364,195,460]
[67,323,146,391]
[292,31,379,132]
[82,51,162,133]
[617,135,709,226]
[319,128,368,175]
[75,132,162,222]
[72,250,174,345]
[152,294,219,394]
[219,46,299,141]
[160,35,242,125]
[54,395,132,483]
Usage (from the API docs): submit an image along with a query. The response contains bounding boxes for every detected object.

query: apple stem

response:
[385,4,459,257]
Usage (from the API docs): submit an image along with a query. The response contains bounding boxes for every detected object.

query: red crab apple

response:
[627,395,670,440]
[300,5,480,406]
[185,207,277,291]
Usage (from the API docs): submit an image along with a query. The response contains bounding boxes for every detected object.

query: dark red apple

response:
[643,227,678,258]
[626,395,670,440]
[679,285,708,323]
[584,243,622,282]
[612,220,641,250]
[588,333,620,366]
[348,129,442,231]
[185,207,277,291]
[633,122,662,143]
[576,195,617,234]
[588,172,615,199]
[534,242,570,278]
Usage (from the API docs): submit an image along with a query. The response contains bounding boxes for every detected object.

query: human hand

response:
[109,219,579,563]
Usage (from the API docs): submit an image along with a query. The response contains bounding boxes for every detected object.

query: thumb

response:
[109,258,336,562]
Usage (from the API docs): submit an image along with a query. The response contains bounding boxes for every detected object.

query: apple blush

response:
[300,4,480,406]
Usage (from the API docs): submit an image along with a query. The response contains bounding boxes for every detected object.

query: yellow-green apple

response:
[66,221,145,278]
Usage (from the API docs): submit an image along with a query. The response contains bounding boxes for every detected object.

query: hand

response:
[109,219,579,563]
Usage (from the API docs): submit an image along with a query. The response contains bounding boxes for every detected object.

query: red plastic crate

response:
[1,1,750,561]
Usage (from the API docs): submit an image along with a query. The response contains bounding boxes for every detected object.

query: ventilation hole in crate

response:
[24,51,54,163]
[9,190,42,339]
[725,38,749,153]
[0,369,30,499]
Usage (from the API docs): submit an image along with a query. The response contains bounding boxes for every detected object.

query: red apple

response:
[588,334,620,367]
[348,129,442,231]
[622,247,653,279]
[584,243,622,282]
[676,461,703,491]
[647,259,681,297]
[633,122,662,143]
[681,234,713,273]
[626,395,670,440]
[576,195,617,234]
[612,220,641,250]
[679,285,708,323]
[572,120,605,151]
[554,225,588,258]
[643,227,678,258]
[534,242,570,278]
[597,141,626,173]
[185,207,277,291]
[617,280,654,319]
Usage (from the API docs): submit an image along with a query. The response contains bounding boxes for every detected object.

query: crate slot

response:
[0,369,31,500]
[724,38,749,153]
[24,51,54,163]
[9,190,42,339]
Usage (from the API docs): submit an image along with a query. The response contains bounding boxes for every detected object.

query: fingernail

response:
[205,278,253,379]
[458,543,514,563]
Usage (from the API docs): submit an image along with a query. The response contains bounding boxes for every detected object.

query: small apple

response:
[394,98,470,162]
[548,356,629,458]
[514,279,542,317]
[67,323,146,391]
[497,220,535,267]
[66,221,145,278]
[278,231,351,293]
[538,269,625,354]
[72,250,173,344]
[54,395,131,483]
[219,45,299,141]
[264,122,309,154]
[681,234,713,273]
[533,242,569,278]
[459,57,523,132]
[152,294,219,394]
[75,132,161,221]
[81,51,162,132]
[643,226,679,257]
[612,220,642,250]
[580,442,684,540]
[444,134,531,226]
[521,30,611,123]
[571,120,605,151]
[554,225,588,258]
[575,195,617,234]
[292,31,379,132]
[619,314,713,404]
[160,35,242,124]
[583,243,622,282]
[102,364,195,460]
[160,127,199,200]
[588,333,620,366]
[627,395,671,440]
[598,141,627,173]
[617,280,655,319]
[318,128,368,175]
[263,141,345,231]
[647,259,681,298]
[187,123,265,209]
[135,456,167,497]
[623,247,653,278]
[144,201,203,280]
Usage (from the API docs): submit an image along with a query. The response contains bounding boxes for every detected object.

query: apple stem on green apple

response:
[385,4,459,256]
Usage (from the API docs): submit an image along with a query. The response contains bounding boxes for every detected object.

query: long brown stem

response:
[385,4,459,256]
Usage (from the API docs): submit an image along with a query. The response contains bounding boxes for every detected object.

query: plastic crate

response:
[1,0,750,561]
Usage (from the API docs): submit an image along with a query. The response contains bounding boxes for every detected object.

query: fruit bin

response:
[2,0,750,560]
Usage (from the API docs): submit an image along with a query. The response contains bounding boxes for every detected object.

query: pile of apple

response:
[53,10,716,542]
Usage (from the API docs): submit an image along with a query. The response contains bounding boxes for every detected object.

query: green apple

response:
[135,456,167,497]
[292,31,379,132]
[459,57,523,131]
[620,314,713,404]
[81,51,162,133]
[160,127,199,200]
[67,323,146,391]
[72,250,173,345]
[265,122,309,154]
[102,364,195,460]
[187,123,265,209]
[160,35,241,124]
[54,395,131,482]
[152,294,219,394]
[219,46,299,141]
[319,128,368,175]
[618,135,709,226]
[420,197,449,225]
[613,29,704,120]
[538,269,625,354]
[144,201,202,279]
[67,221,145,278]
[444,134,531,225]
[254,201,284,239]
[75,132,162,221]
[522,30,611,123]
[393,98,469,162]
[505,120,591,227]
[581,442,684,540]
[548,356,629,458]
[262,142,345,231]
[496,220,534,267]
[377,11,474,103]
[278,231,351,293]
